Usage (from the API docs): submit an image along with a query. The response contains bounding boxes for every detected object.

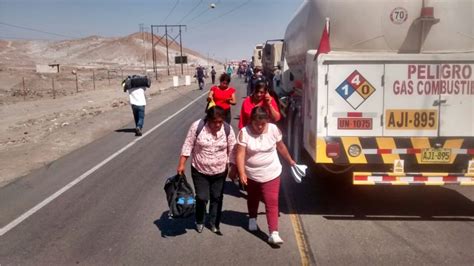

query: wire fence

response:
[2,65,197,104]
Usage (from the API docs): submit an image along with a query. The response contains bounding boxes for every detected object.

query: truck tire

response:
[285,102,294,149]
[291,108,302,162]
[319,164,353,174]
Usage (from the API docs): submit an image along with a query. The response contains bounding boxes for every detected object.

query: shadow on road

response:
[223,181,247,199]
[220,210,281,249]
[279,161,474,221]
[114,128,136,134]
[153,211,195,238]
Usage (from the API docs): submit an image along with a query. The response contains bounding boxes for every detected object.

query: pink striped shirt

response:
[181,120,236,175]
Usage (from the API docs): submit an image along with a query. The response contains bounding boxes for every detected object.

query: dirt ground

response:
[0,74,197,187]
[0,34,217,188]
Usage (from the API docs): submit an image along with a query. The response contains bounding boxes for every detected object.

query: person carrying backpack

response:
[122,75,151,136]
[177,106,237,235]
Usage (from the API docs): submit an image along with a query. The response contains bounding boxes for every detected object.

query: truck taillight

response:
[326,142,340,158]
[421,7,434,18]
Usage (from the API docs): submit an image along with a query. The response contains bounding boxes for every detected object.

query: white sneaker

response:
[268,231,284,245]
[248,218,258,231]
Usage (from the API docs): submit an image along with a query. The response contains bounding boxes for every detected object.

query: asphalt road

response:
[0,78,473,265]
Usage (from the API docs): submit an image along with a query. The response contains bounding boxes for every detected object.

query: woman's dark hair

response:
[250,106,269,122]
[251,80,268,95]
[250,80,268,95]
[206,105,226,121]
[219,73,231,83]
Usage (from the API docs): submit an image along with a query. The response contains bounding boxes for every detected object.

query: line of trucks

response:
[255,0,474,186]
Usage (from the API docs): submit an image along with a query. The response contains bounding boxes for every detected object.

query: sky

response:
[0,0,302,62]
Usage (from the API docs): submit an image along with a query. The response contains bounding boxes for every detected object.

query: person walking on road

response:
[177,106,237,235]
[239,80,281,129]
[211,66,217,84]
[196,66,205,90]
[273,65,282,95]
[245,65,253,83]
[226,65,233,77]
[124,82,147,136]
[235,106,296,245]
[207,73,236,124]
[247,66,266,96]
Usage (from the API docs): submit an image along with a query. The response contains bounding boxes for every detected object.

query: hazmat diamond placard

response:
[336,70,376,110]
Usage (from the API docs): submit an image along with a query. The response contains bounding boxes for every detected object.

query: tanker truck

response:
[283,0,474,185]
[261,39,284,82]
[252,44,264,68]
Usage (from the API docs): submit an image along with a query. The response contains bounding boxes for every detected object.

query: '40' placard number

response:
[351,74,360,86]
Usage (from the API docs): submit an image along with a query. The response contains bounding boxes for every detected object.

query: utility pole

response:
[139,23,147,75]
[150,24,186,77]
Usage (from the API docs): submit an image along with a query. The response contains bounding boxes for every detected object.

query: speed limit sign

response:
[390,7,408,25]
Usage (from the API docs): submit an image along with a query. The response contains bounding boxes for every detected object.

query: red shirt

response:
[211,86,236,110]
[238,96,280,129]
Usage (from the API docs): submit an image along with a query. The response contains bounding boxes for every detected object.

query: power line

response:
[162,0,181,24]
[201,0,251,25]
[185,5,211,24]
[0,21,76,39]
[184,0,221,24]
[0,35,50,41]
[187,0,251,31]
[177,0,203,23]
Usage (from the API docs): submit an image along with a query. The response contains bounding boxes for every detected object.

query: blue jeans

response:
[131,105,145,129]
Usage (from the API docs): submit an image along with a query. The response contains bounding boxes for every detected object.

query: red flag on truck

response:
[314,18,330,60]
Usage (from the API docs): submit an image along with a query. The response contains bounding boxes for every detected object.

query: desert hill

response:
[0,32,212,69]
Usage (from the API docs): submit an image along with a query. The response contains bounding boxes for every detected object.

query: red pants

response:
[247,177,280,232]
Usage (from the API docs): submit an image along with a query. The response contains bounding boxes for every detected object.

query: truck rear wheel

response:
[284,102,294,148]
[290,107,302,162]
[319,164,353,174]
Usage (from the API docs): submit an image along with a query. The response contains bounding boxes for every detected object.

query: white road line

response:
[0,91,207,237]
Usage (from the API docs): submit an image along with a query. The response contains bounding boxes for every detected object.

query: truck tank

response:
[284,0,474,75]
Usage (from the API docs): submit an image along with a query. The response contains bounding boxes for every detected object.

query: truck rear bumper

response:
[353,172,474,186]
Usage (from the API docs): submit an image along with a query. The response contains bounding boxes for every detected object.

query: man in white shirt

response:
[273,65,282,95]
[127,86,147,136]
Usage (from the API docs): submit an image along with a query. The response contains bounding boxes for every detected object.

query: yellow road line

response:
[290,213,311,266]
[282,186,312,266]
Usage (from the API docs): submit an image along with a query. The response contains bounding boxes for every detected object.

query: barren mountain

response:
[0,32,212,69]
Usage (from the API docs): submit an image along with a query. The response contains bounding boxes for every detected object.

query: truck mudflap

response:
[316,136,474,165]
[353,172,474,186]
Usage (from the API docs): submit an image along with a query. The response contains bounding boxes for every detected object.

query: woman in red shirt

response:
[238,81,281,129]
[207,73,236,124]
